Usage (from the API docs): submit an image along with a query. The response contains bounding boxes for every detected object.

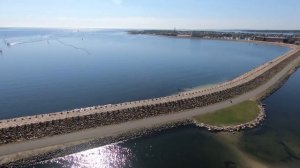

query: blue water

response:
[0,28,288,119]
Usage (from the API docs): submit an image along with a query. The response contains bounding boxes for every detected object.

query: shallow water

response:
[239,68,300,166]
[33,126,242,168]
[32,68,300,168]
[0,28,288,119]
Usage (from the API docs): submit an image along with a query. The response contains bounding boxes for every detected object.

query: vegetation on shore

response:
[193,101,260,126]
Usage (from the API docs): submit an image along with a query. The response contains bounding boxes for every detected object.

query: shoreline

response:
[1,40,300,165]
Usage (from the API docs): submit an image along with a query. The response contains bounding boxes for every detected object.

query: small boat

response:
[6,42,12,47]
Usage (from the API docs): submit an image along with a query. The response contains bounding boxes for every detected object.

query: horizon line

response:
[0,26,300,32]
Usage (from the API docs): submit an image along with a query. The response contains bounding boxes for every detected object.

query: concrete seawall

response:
[0,43,299,145]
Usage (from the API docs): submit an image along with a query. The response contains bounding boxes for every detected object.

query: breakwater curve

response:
[0,42,300,145]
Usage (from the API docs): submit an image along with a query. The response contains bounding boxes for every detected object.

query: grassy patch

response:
[193,101,260,126]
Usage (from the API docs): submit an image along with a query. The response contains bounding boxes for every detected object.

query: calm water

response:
[0,28,288,119]
[33,68,300,168]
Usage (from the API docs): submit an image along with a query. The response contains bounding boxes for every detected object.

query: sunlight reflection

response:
[44,143,134,168]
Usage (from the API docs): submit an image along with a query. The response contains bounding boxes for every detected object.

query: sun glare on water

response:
[42,144,134,168]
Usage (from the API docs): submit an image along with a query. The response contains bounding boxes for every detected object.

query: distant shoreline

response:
[128,29,300,45]
[129,30,298,49]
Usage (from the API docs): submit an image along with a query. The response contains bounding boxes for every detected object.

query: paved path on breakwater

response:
[0,44,300,158]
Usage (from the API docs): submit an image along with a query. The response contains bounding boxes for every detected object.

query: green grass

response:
[193,101,260,126]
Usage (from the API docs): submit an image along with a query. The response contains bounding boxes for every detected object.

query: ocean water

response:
[0,28,289,119]
[33,67,300,168]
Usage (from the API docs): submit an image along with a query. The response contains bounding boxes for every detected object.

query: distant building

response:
[289,38,300,44]
[254,36,287,43]
[265,37,287,43]
[254,36,265,41]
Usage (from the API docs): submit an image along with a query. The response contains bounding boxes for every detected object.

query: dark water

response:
[33,68,300,168]
[34,126,242,168]
[240,68,300,166]
[0,28,288,119]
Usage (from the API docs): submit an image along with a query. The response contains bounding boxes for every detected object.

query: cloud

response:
[111,0,123,5]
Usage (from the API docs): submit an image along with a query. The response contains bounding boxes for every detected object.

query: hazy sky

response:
[0,0,299,29]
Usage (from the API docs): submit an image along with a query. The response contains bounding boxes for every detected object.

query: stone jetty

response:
[0,44,299,145]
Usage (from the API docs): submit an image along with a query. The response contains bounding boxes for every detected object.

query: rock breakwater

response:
[0,46,299,145]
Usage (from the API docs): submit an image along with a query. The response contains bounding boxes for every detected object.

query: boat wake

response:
[54,39,90,55]
[3,35,91,55]
[4,36,49,47]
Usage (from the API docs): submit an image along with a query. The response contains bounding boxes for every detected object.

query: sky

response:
[0,0,299,30]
